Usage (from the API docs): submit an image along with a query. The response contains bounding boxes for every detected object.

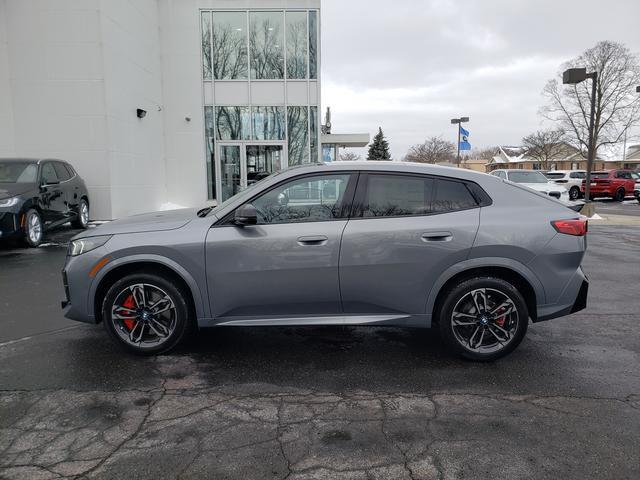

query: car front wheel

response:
[24,209,43,247]
[102,273,193,355]
[438,277,529,361]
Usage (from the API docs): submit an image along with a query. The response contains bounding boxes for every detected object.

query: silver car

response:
[62,162,589,361]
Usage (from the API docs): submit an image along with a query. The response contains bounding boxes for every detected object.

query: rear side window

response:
[570,172,585,179]
[360,174,433,217]
[53,162,71,181]
[545,172,564,179]
[40,163,58,184]
[591,172,610,179]
[432,179,478,213]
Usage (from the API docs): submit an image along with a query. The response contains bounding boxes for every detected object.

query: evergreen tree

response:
[367,127,391,160]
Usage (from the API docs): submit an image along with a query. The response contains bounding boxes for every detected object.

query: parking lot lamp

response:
[563,68,597,214]
[451,117,469,166]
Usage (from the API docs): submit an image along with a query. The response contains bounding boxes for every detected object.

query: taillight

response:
[551,218,588,236]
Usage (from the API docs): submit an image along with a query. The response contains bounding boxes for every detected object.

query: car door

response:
[205,172,356,322]
[52,162,74,221]
[38,162,66,225]
[339,173,481,317]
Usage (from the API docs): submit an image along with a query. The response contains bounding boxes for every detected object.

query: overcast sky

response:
[320,0,640,159]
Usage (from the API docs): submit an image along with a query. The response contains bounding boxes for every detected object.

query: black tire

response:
[101,272,194,355]
[438,277,529,361]
[71,199,89,229]
[23,209,43,247]
[569,186,580,201]
[613,188,625,202]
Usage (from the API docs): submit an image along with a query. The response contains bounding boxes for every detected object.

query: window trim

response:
[350,171,490,221]
[215,171,360,227]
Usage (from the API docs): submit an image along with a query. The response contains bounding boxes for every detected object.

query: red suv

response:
[581,169,635,201]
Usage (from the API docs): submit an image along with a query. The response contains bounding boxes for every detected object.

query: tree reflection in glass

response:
[286,11,307,79]
[288,106,309,166]
[204,106,216,199]
[201,12,212,80]
[212,12,248,80]
[308,11,318,79]
[215,107,250,140]
[252,106,285,140]
[250,12,284,79]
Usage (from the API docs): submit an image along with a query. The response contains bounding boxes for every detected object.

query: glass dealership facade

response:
[201,9,320,202]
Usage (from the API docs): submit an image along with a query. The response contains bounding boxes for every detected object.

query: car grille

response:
[548,192,561,199]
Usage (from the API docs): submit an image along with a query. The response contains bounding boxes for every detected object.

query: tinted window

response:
[0,162,38,183]
[361,174,433,217]
[251,174,350,224]
[40,163,58,184]
[508,171,548,184]
[545,172,565,179]
[53,162,71,181]
[591,172,610,179]
[433,179,477,213]
[570,172,586,179]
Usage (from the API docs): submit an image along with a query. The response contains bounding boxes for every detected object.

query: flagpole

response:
[457,125,461,166]
[451,116,469,167]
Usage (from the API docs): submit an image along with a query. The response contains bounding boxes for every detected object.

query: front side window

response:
[251,174,351,224]
[213,11,248,80]
[432,179,477,213]
[249,11,284,79]
[360,174,433,217]
[40,163,58,184]
[215,106,250,140]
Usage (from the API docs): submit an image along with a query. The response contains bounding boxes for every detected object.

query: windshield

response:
[544,172,565,179]
[508,171,549,184]
[0,162,38,183]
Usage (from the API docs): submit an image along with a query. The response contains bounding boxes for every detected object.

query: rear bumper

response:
[536,268,588,322]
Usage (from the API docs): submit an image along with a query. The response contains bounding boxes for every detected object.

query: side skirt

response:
[203,313,431,328]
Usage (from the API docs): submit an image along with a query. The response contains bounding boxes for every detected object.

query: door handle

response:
[297,235,328,246]
[421,232,453,242]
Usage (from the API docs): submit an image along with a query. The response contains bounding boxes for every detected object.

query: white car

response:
[544,170,586,201]
[490,169,570,202]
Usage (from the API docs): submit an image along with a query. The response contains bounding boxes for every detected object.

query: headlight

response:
[69,235,112,256]
[0,197,19,208]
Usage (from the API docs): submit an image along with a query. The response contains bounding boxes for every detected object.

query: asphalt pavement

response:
[0,214,639,479]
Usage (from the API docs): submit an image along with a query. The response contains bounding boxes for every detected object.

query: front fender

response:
[87,254,209,321]
[424,257,546,319]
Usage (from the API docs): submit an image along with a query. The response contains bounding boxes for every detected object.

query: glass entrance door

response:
[218,143,285,202]
[219,144,243,202]
[246,145,284,186]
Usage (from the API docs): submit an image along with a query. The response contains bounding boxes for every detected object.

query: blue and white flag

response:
[460,125,471,150]
[459,126,471,151]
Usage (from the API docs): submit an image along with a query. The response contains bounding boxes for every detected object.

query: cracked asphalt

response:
[0,223,639,479]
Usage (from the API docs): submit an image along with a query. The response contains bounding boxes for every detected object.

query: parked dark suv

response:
[0,158,90,247]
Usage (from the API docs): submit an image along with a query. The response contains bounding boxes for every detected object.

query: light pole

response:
[563,68,597,216]
[451,117,469,166]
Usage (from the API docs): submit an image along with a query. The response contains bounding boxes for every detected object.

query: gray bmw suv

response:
[62,162,588,361]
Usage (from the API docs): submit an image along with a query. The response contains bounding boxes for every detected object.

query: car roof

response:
[292,161,492,182]
[0,157,68,165]
[547,170,585,173]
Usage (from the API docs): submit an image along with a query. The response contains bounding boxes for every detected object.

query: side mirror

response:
[234,203,257,226]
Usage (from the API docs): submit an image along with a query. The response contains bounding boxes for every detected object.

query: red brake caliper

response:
[120,294,137,330]
[494,307,506,328]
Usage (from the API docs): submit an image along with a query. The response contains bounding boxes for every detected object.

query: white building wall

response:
[0,0,15,156]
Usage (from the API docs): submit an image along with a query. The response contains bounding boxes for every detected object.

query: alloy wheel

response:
[80,202,89,226]
[111,283,177,348]
[450,288,519,354]
[28,213,42,244]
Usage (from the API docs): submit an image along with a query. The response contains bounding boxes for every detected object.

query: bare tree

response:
[339,151,362,162]
[405,136,455,164]
[541,41,640,158]
[463,147,497,162]
[521,129,567,170]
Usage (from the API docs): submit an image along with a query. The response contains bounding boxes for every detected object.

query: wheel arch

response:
[90,256,207,325]
[427,259,544,325]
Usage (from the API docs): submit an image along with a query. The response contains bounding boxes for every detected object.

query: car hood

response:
[79,208,198,237]
[0,183,36,200]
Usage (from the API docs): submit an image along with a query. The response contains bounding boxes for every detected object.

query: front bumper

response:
[60,248,107,324]
[0,212,22,239]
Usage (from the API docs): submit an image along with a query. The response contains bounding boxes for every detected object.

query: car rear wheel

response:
[72,199,89,229]
[569,186,580,201]
[102,273,193,355]
[438,277,528,361]
[24,209,43,247]
[613,188,625,202]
